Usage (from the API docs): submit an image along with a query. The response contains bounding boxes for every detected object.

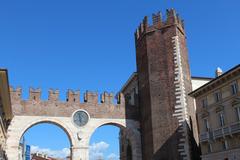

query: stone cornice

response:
[189,64,240,97]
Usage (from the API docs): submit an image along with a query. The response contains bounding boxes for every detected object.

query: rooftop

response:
[189,64,240,97]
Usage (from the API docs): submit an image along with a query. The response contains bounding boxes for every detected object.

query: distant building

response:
[0,69,13,159]
[189,65,240,160]
[31,153,59,160]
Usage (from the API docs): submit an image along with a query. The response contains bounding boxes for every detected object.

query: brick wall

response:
[135,9,199,160]
[10,89,139,120]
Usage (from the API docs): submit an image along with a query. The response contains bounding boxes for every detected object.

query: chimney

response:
[215,67,223,77]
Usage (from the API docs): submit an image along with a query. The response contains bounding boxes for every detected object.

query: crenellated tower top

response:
[135,9,185,42]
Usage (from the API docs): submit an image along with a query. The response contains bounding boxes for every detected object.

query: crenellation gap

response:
[100,92,114,104]
[84,90,98,104]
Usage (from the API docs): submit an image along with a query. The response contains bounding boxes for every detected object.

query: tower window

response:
[219,113,225,127]
[208,143,212,153]
[214,91,222,102]
[222,140,228,150]
[231,83,238,95]
[202,98,208,108]
[235,106,240,121]
[203,119,210,131]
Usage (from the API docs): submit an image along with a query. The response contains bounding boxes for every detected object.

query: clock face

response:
[73,110,89,127]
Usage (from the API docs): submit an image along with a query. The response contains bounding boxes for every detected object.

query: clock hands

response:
[78,113,82,124]
[73,111,89,127]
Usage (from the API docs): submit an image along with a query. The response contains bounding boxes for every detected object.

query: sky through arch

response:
[23,123,71,158]
[89,125,120,160]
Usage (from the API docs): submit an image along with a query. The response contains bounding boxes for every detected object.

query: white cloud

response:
[31,145,70,158]
[89,141,119,160]
[31,142,119,160]
[107,153,119,160]
[89,141,109,160]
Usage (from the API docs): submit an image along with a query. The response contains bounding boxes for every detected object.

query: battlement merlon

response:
[67,90,80,103]
[9,87,125,105]
[29,88,41,101]
[48,89,59,101]
[10,86,22,102]
[134,9,185,41]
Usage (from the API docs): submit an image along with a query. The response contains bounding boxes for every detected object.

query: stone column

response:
[5,145,19,160]
[5,117,21,160]
[71,146,89,160]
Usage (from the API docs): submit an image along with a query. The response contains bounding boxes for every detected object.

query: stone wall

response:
[7,88,142,160]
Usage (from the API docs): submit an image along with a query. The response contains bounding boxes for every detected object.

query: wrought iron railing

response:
[199,132,209,142]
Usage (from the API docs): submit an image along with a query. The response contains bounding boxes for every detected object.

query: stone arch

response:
[6,116,76,160]
[19,119,74,147]
[87,119,142,160]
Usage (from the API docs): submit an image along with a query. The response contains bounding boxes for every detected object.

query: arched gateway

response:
[6,88,142,160]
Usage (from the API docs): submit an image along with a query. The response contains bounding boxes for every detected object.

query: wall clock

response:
[72,110,89,127]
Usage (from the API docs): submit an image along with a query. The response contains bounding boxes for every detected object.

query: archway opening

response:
[89,124,133,160]
[19,122,72,160]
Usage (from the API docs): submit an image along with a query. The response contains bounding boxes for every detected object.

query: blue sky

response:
[1,0,240,159]
[24,124,119,159]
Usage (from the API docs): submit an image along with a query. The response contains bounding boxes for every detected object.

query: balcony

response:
[212,121,240,139]
[199,122,240,142]
[213,126,230,139]
[231,121,240,134]
[199,132,210,142]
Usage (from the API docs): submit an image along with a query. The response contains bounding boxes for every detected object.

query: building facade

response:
[31,153,59,160]
[0,69,13,160]
[189,65,240,160]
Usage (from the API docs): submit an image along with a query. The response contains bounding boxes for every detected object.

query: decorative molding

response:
[215,105,224,113]
[232,98,240,107]
[201,111,209,118]
[172,35,190,160]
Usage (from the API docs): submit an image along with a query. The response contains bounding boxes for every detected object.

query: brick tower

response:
[135,9,199,160]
